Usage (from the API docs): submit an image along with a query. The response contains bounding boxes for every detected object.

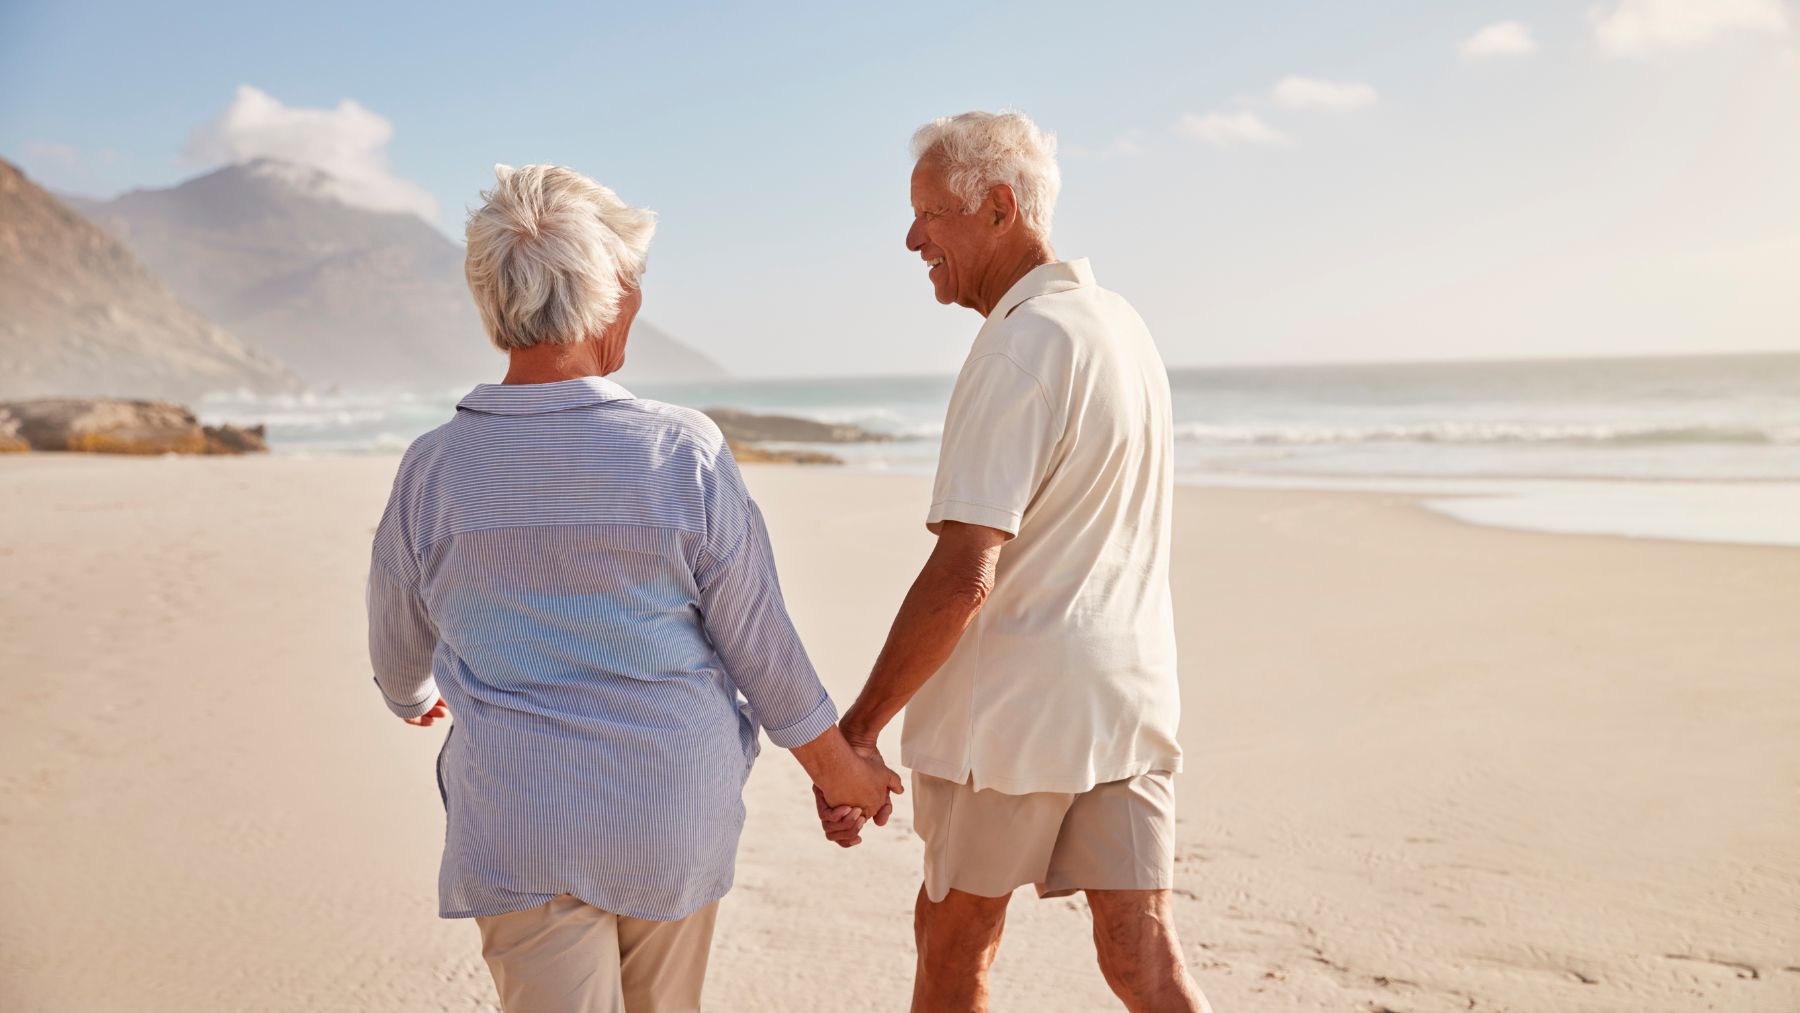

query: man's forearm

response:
[840,527,1001,743]
[790,724,898,816]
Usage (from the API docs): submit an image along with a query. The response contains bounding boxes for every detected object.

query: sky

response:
[2,0,1797,378]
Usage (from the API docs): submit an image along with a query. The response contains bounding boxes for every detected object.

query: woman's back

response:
[370,376,829,920]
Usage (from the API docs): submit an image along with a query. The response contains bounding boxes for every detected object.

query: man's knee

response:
[1087,891,1185,986]
[1088,889,1213,1013]
[915,887,1010,965]
[1092,926,1156,996]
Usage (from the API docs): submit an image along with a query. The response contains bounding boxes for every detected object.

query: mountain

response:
[71,160,727,390]
[0,159,297,400]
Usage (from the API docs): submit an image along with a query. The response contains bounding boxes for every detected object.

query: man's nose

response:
[905,218,925,252]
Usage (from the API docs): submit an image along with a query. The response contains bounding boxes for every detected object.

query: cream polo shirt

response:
[903,259,1182,795]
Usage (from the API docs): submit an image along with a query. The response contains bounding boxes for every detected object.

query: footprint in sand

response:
[1662,953,1760,980]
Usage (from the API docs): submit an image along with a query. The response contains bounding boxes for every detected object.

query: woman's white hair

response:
[910,110,1061,238]
[464,164,657,351]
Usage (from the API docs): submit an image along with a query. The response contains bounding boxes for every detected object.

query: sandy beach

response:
[0,453,1795,1013]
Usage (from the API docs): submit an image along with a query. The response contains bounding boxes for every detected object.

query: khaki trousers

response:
[476,894,719,1013]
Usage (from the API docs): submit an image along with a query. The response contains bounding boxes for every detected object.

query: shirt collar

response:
[456,375,636,416]
[988,258,1095,322]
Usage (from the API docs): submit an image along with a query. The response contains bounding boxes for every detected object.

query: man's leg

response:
[908,771,1074,1011]
[616,901,719,1013]
[912,885,1013,1013]
[1086,889,1210,1013]
[476,894,624,1013]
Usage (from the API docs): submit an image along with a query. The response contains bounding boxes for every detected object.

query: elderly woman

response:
[367,164,898,1013]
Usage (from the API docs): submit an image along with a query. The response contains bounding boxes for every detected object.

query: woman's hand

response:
[814,787,867,847]
[402,698,450,727]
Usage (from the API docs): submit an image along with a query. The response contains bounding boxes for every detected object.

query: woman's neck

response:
[501,339,609,385]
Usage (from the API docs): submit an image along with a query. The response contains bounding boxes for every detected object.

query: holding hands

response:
[792,725,902,850]
[813,736,899,847]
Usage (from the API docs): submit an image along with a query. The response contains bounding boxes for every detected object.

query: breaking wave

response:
[1172,422,1800,446]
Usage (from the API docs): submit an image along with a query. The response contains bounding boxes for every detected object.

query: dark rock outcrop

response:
[704,408,891,445]
[0,398,268,455]
[201,423,269,454]
[726,440,842,466]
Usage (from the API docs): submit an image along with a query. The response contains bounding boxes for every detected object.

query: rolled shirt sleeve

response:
[367,470,440,720]
[367,562,441,719]
[694,447,837,749]
[927,353,1061,536]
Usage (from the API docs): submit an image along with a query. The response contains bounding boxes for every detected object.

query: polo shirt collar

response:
[989,258,1095,321]
[456,375,636,416]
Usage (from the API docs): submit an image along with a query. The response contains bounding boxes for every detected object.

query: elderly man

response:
[368,164,899,1013]
[823,113,1212,1012]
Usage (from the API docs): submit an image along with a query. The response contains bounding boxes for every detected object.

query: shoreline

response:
[18,449,1799,551]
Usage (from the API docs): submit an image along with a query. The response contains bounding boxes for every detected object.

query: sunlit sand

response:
[0,455,1794,1011]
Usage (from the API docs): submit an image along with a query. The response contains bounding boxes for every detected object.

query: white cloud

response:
[1135,75,1380,154]
[23,139,81,166]
[1270,76,1379,110]
[183,84,438,220]
[1174,111,1290,148]
[1461,21,1540,58]
[1591,0,1790,58]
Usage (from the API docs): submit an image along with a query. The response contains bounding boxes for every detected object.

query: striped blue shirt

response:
[367,376,837,921]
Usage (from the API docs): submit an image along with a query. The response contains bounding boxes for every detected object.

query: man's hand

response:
[814,746,902,819]
[815,728,897,847]
[788,725,902,845]
[402,698,450,727]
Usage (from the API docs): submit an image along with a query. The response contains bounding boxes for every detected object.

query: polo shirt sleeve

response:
[927,352,1060,537]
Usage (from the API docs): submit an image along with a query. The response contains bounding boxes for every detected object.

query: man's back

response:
[905,259,1182,796]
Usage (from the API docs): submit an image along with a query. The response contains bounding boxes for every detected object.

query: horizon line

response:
[697,346,1800,386]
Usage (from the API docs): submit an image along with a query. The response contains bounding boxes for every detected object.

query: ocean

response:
[199,352,1800,548]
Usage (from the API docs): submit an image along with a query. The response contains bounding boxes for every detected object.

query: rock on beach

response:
[0,398,267,455]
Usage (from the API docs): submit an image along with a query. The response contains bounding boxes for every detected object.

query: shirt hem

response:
[440,881,732,922]
[902,752,1184,796]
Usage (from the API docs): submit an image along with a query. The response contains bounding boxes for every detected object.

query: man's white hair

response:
[911,110,1061,238]
[464,164,657,351]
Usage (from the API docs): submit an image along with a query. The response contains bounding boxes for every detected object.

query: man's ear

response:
[987,183,1019,229]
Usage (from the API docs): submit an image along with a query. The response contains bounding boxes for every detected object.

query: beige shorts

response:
[912,770,1176,902]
